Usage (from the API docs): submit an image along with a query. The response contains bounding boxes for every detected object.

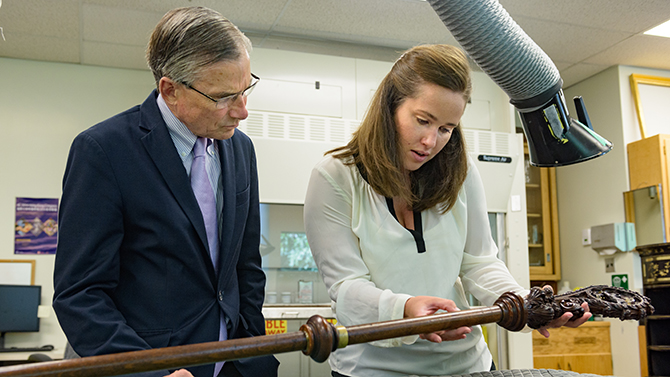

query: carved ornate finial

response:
[494,291,527,332]
[525,285,654,329]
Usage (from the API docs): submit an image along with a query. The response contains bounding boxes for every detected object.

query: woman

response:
[304,44,589,377]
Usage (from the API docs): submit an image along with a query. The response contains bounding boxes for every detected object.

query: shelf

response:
[263,267,319,272]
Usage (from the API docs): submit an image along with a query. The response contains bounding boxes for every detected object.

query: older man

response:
[53,7,278,377]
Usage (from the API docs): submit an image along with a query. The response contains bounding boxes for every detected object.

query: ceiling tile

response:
[81,0,288,30]
[560,63,611,88]
[585,34,670,70]
[81,41,148,70]
[82,4,161,46]
[514,16,633,64]
[248,32,403,62]
[0,31,79,63]
[0,0,79,38]
[272,0,455,48]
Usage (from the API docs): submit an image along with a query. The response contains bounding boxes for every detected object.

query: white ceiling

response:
[2,0,670,87]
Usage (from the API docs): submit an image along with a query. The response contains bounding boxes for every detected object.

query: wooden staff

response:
[0,286,652,377]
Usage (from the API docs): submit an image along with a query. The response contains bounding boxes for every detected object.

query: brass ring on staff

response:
[336,326,348,348]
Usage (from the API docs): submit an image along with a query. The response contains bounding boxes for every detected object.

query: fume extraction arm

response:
[427,0,612,167]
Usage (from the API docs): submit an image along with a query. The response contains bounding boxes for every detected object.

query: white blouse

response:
[304,154,527,377]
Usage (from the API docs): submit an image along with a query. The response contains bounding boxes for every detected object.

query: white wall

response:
[561,67,629,293]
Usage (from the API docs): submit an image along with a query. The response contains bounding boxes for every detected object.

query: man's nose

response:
[228,95,249,120]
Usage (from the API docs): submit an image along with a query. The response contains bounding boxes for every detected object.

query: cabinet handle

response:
[546,253,551,263]
[567,362,572,371]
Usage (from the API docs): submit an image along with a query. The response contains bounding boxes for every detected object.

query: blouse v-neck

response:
[385,197,426,253]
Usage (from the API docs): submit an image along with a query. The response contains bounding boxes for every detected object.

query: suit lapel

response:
[138,92,216,279]
[217,137,237,279]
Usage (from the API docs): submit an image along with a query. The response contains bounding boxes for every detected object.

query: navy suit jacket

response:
[53,90,278,377]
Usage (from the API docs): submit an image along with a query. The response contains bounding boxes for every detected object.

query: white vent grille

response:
[288,116,305,140]
[463,129,515,156]
[245,112,264,138]
[495,133,510,155]
[267,114,285,139]
[239,111,360,143]
[309,117,326,142]
[330,119,346,144]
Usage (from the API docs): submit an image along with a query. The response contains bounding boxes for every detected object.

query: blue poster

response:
[15,197,58,254]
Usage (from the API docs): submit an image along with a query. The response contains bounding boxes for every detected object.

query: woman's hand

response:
[404,295,471,343]
[535,285,592,338]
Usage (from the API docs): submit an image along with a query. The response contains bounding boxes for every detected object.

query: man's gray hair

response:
[146,6,252,87]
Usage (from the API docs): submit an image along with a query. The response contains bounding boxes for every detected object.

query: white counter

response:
[262,304,334,320]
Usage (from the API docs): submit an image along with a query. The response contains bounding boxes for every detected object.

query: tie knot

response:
[194,137,209,158]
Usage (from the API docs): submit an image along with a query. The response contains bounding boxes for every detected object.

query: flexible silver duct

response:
[427,0,560,106]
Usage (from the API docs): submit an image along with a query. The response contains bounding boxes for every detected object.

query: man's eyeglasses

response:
[183,73,260,109]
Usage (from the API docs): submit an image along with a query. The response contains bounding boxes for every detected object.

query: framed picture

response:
[630,74,670,139]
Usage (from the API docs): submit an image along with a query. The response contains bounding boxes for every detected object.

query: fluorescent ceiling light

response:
[644,19,670,38]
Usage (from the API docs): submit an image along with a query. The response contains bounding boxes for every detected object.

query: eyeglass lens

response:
[214,75,259,109]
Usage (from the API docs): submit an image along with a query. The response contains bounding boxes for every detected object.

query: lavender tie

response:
[191,137,219,271]
[191,137,227,376]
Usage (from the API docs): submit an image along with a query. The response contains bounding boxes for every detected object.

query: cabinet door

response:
[564,354,613,375]
[525,144,561,280]
[534,355,564,370]
[534,355,612,375]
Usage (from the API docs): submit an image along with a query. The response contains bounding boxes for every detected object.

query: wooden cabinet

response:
[533,322,612,375]
[627,134,670,241]
[524,144,561,281]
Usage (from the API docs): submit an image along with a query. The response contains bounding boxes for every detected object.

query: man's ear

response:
[159,77,178,105]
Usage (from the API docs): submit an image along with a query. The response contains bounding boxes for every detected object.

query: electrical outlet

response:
[605,257,615,273]
[582,228,591,245]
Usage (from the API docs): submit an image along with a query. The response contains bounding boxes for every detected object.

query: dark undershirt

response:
[384,197,426,253]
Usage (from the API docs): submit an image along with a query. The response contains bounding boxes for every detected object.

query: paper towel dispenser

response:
[591,223,636,255]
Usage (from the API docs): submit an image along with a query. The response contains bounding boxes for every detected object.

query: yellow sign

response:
[265,320,287,334]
